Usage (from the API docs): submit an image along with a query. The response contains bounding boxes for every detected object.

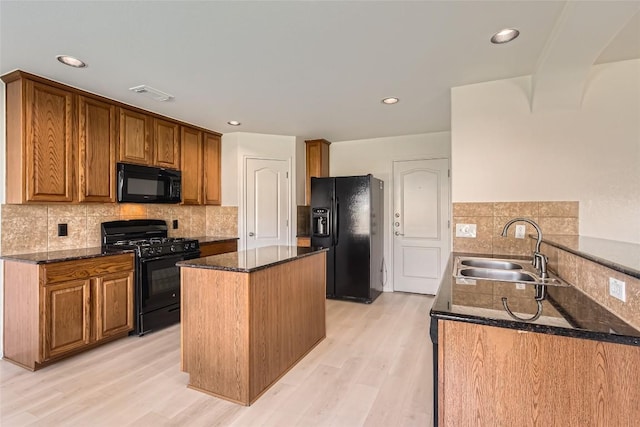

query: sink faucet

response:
[500,218,548,279]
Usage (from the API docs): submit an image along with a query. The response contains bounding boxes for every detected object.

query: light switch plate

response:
[455,223,477,238]
[609,277,626,302]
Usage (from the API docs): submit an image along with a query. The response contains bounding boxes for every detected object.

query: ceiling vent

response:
[129,85,174,102]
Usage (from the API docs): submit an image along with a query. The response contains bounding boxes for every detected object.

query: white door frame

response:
[239,155,292,251]
[389,157,451,292]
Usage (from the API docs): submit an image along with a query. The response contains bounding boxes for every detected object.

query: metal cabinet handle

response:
[395,231,404,236]
[249,232,255,237]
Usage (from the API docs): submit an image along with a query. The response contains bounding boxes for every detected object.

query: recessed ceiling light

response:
[490,28,520,44]
[129,85,174,102]
[381,97,399,105]
[227,120,241,126]
[56,55,87,68]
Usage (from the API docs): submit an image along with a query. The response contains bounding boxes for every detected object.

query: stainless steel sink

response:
[453,256,570,286]
[460,258,523,270]
[458,268,536,282]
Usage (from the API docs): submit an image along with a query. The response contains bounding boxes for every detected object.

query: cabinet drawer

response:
[199,240,237,258]
[43,254,134,285]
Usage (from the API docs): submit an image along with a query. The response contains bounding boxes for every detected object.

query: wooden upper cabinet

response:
[203,132,221,205]
[118,108,152,166]
[305,139,331,205]
[154,118,180,169]
[181,126,203,205]
[78,96,116,202]
[4,75,74,203]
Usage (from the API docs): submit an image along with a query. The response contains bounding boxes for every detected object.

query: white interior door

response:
[245,158,290,250]
[393,159,450,295]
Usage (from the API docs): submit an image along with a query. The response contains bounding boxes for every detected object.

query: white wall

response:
[295,137,306,206]
[221,132,298,250]
[452,59,640,244]
[0,81,4,357]
[331,132,451,291]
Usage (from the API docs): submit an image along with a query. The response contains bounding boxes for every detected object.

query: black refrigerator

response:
[310,175,384,303]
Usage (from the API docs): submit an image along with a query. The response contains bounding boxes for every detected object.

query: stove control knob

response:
[171,245,176,252]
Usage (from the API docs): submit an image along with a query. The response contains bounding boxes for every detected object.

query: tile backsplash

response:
[1,204,238,255]
[452,201,579,256]
[542,241,640,331]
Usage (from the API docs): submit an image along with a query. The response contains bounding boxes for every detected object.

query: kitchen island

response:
[177,245,328,405]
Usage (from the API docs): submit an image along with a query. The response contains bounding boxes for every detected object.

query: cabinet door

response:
[42,279,91,361]
[305,139,330,205]
[78,96,116,202]
[25,80,74,202]
[199,240,237,257]
[119,108,151,165]
[203,133,221,205]
[154,118,180,169]
[181,126,203,205]
[94,271,134,341]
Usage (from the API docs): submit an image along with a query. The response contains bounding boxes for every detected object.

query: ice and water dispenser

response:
[312,208,330,237]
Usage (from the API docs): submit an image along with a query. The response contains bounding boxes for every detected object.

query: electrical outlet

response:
[609,277,626,302]
[515,224,526,239]
[455,223,477,238]
[57,223,68,237]
[172,219,179,229]
[515,283,526,290]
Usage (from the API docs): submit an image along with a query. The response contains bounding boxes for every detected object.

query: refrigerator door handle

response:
[334,196,340,246]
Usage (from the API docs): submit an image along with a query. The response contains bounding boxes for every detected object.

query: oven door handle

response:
[139,252,201,264]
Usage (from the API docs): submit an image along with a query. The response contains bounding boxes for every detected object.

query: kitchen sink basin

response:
[453,256,570,286]
[460,258,523,270]
[458,268,536,282]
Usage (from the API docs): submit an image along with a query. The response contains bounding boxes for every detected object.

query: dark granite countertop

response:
[193,236,239,244]
[430,253,640,347]
[177,245,328,273]
[1,247,135,264]
[542,235,640,279]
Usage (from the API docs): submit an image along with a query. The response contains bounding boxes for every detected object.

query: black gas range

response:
[101,219,200,336]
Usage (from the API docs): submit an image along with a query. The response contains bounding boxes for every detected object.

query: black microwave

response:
[117,163,181,203]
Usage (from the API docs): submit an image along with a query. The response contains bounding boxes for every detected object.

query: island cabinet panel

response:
[119,108,152,166]
[180,126,203,205]
[78,95,117,202]
[2,253,135,371]
[198,240,237,258]
[438,320,640,426]
[203,132,222,205]
[181,268,251,403]
[154,118,180,169]
[249,254,326,400]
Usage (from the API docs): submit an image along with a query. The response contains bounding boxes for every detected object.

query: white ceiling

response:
[1,1,639,142]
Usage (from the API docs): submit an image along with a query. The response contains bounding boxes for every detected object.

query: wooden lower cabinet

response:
[438,320,640,425]
[198,240,237,258]
[94,271,135,340]
[43,279,91,361]
[296,236,311,247]
[3,254,135,370]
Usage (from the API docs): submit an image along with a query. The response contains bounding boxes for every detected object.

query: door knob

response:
[249,232,255,237]
[395,231,404,236]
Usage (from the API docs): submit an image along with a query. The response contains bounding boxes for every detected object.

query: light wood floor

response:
[0,292,435,427]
